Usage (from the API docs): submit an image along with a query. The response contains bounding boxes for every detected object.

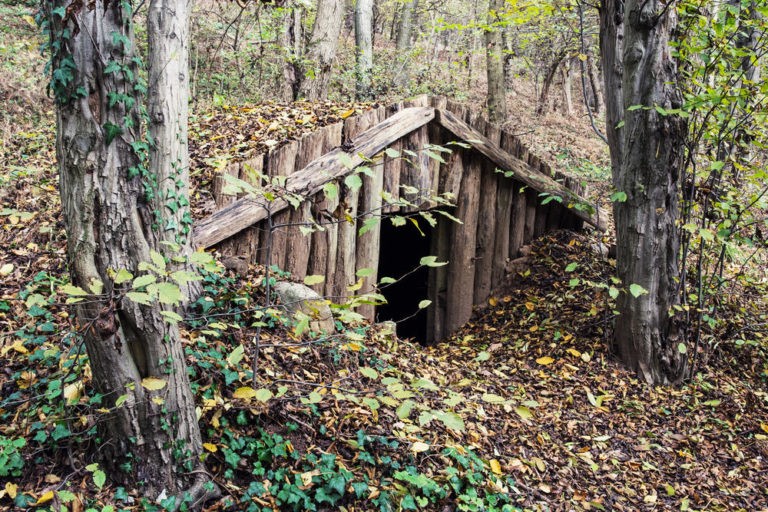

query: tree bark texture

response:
[614,0,688,385]
[46,0,210,501]
[599,0,625,176]
[485,0,507,124]
[297,0,344,100]
[396,0,417,50]
[355,0,374,100]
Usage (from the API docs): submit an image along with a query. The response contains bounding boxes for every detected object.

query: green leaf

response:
[113,268,134,284]
[432,410,465,432]
[677,343,687,354]
[514,406,534,420]
[254,388,273,402]
[125,291,152,305]
[418,299,432,309]
[608,286,620,300]
[610,191,628,202]
[419,255,448,267]
[188,251,214,265]
[359,367,379,379]
[629,283,649,298]
[344,174,362,191]
[475,351,491,362]
[303,274,325,286]
[385,147,401,158]
[60,284,88,296]
[396,400,415,419]
[481,393,506,404]
[170,270,200,286]
[227,344,245,366]
[306,391,323,404]
[159,310,183,324]
[565,262,578,272]
[93,470,106,490]
[356,267,375,278]
[150,250,166,272]
[132,274,157,289]
[155,282,183,305]
[338,153,354,169]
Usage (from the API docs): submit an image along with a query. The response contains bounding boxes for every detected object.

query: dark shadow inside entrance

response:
[376,216,434,342]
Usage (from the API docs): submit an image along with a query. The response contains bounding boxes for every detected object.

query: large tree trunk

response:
[297,0,344,100]
[282,5,303,101]
[46,0,213,502]
[613,0,688,385]
[355,0,374,100]
[485,0,507,124]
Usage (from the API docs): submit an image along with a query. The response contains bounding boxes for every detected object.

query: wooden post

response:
[509,182,527,258]
[234,155,265,263]
[401,96,432,210]
[445,147,481,334]
[382,101,404,213]
[473,116,499,305]
[261,141,299,269]
[493,130,515,283]
[426,212,451,343]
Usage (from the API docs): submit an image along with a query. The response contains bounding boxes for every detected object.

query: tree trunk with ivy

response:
[610,0,688,384]
[44,0,214,503]
[297,0,344,100]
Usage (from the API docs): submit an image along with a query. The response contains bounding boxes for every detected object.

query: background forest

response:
[1,0,768,510]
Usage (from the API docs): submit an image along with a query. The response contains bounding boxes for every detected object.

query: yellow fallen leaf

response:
[340,108,356,119]
[525,302,535,311]
[761,423,768,434]
[536,356,554,365]
[489,459,502,475]
[566,348,581,358]
[202,443,218,453]
[36,490,54,505]
[488,296,498,307]
[410,441,430,453]
[515,405,534,419]
[5,482,18,499]
[63,382,84,404]
[44,474,61,484]
[0,263,13,276]
[233,387,257,399]
[141,377,167,391]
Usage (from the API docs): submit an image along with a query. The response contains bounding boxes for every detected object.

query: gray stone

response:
[273,281,335,334]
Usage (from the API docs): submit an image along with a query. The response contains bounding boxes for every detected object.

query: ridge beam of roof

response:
[435,108,608,232]
[194,106,436,249]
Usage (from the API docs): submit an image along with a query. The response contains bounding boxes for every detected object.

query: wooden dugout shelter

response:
[194,95,607,342]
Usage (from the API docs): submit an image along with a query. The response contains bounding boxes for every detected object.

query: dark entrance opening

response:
[376,216,434,342]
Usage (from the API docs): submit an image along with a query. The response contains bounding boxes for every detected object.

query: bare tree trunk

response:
[613,0,688,385]
[45,0,214,502]
[561,58,574,115]
[485,0,507,124]
[297,0,344,100]
[536,54,565,115]
[355,0,374,100]
[396,0,417,50]
[282,6,303,101]
[586,54,603,114]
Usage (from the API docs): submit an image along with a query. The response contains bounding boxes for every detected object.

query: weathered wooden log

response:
[261,141,299,268]
[445,147,481,334]
[509,182,527,258]
[492,131,515,283]
[194,107,436,249]
[426,210,451,343]
[473,116,499,305]
[434,108,607,231]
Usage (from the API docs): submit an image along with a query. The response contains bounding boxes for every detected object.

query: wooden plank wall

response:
[209,95,589,341]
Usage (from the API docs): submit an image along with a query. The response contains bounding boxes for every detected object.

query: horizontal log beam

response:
[194,107,436,249]
[435,108,608,231]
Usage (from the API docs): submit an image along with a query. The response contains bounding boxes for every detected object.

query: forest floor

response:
[2,6,768,511]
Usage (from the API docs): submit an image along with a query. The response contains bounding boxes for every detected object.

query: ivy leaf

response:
[103,122,123,145]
